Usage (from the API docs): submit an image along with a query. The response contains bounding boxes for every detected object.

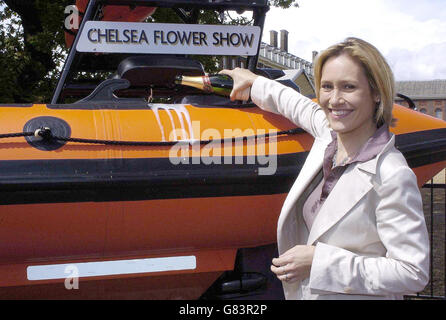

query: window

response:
[435,108,443,119]
[295,59,301,69]
[420,108,427,114]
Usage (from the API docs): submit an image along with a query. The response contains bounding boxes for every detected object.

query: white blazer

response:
[251,77,430,300]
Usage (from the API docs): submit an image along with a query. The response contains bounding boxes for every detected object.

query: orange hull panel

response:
[0,194,285,288]
[0,104,305,160]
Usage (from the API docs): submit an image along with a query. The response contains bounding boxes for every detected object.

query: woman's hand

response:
[219,68,259,102]
[271,245,315,283]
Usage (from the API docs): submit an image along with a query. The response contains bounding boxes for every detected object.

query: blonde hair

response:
[313,37,396,127]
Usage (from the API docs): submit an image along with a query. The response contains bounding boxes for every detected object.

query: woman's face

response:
[319,53,379,137]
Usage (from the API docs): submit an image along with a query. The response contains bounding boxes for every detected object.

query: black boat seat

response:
[116,55,205,87]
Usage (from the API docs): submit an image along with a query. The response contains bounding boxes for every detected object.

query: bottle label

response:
[202,76,213,93]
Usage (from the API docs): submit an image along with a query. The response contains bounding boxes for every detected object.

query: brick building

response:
[395,80,446,121]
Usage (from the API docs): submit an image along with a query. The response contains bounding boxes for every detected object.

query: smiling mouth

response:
[329,109,353,118]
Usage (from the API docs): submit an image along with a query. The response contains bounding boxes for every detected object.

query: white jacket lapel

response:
[280,139,327,216]
[306,135,396,245]
[306,165,373,245]
[277,138,329,254]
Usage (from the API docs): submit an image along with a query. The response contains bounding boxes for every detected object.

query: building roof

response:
[258,42,314,75]
[395,80,446,100]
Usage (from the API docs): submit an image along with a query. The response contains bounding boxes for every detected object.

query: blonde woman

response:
[220,37,429,300]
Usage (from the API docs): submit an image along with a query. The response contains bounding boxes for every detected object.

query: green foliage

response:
[0,0,298,103]
[268,0,298,8]
[0,0,72,103]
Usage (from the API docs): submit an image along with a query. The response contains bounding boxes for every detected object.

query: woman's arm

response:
[220,68,331,140]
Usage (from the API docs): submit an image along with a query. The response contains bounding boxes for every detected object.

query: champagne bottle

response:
[174,74,233,97]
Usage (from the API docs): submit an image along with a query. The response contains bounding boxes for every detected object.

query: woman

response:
[220,37,429,300]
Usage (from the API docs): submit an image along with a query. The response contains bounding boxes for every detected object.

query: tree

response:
[0,0,73,103]
[0,0,298,103]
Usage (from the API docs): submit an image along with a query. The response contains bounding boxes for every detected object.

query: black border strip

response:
[395,128,446,168]
[0,153,305,205]
[0,128,445,205]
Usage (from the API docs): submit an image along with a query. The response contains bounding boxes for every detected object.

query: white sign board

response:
[77,22,261,56]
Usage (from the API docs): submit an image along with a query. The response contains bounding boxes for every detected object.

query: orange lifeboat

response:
[0,94,444,300]
[0,0,445,300]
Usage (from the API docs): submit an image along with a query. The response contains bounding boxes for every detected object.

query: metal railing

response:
[405,169,446,300]
[259,42,313,74]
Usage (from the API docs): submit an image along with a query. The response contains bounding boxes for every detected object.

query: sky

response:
[261,0,446,81]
